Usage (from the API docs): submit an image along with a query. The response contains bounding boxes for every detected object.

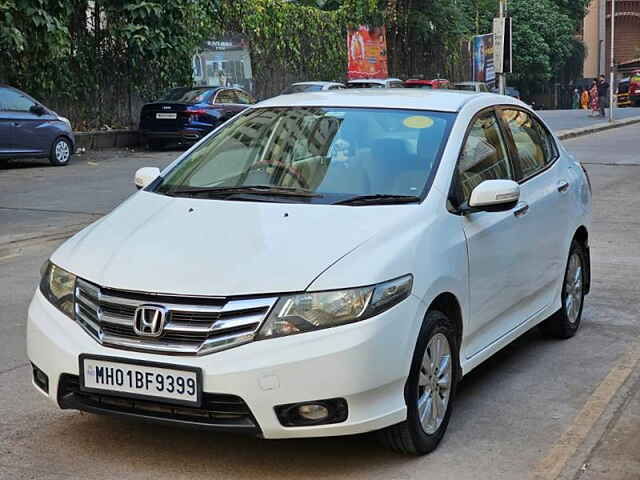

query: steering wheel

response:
[246,160,309,189]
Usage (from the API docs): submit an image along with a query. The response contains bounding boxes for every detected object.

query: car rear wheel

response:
[377,310,459,455]
[539,240,586,339]
[49,137,72,166]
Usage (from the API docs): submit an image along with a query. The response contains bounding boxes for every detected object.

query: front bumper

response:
[27,289,420,439]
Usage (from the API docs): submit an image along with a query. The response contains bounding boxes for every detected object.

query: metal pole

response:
[498,0,506,95]
[609,0,615,122]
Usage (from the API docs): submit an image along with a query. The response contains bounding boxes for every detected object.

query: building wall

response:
[583,0,640,79]
[583,0,601,78]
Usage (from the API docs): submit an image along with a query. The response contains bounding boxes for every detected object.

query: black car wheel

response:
[49,137,72,166]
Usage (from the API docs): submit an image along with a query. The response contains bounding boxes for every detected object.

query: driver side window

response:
[457,111,513,202]
[0,89,36,112]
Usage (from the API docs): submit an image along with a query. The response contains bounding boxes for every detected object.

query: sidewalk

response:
[578,376,640,479]
[539,107,640,132]
[568,351,640,480]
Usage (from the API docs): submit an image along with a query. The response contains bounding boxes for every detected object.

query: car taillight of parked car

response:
[187,109,207,120]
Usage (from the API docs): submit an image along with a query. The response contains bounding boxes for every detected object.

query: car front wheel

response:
[49,137,72,166]
[378,310,459,455]
[540,240,586,339]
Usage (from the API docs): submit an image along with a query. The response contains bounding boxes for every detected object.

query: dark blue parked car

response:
[0,85,75,166]
[139,86,255,149]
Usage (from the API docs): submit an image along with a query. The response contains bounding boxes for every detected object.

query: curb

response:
[557,115,640,140]
[74,129,141,150]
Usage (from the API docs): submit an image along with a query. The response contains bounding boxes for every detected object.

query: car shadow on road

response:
[0,159,53,170]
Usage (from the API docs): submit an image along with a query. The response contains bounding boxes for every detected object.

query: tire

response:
[539,240,587,339]
[49,137,72,166]
[377,310,459,455]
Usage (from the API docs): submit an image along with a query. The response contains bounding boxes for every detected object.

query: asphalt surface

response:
[1,125,639,479]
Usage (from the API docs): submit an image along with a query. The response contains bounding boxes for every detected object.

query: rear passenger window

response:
[233,90,253,105]
[214,90,236,104]
[457,112,513,202]
[500,109,556,179]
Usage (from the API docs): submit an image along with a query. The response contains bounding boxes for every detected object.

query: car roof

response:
[255,89,496,113]
[292,81,343,87]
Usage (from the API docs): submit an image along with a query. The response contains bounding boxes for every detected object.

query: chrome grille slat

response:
[75,308,100,334]
[74,279,277,356]
[100,312,133,327]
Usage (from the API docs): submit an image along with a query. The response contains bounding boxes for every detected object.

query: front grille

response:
[73,278,277,355]
[57,374,260,435]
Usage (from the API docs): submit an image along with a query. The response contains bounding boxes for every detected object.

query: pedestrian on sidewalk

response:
[572,88,580,109]
[589,80,599,117]
[581,88,589,109]
[597,74,610,118]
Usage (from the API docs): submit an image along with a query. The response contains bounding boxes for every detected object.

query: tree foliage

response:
[0,0,593,127]
[0,0,214,128]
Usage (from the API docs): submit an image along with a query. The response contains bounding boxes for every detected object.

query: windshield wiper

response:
[334,194,421,206]
[166,185,321,198]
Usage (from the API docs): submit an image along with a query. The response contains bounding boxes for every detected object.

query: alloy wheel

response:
[417,332,452,434]
[55,140,70,163]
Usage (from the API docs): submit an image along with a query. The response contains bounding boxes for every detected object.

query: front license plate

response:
[80,355,201,406]
[156,112,177,119]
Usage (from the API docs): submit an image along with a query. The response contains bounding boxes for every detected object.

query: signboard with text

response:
[347,26,388,79]
[472,33,495,86]
[493,17,512,74]
[192,33,253,94]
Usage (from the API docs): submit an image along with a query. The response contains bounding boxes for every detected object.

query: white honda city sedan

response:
[28,89,592,454]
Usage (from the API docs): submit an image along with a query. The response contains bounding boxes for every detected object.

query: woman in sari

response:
[589,80,599,116]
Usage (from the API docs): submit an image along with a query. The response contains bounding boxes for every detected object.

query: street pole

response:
[498,0,506,95]
[609,0,615,122]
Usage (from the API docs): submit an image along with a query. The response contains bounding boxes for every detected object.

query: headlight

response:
[257,275,413,339]
[58,116,71,129]
[40,261,76,318]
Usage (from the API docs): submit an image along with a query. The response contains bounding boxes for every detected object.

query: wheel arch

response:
[53,134,75,152]
[426,292,463,379]
[573,226,591,295]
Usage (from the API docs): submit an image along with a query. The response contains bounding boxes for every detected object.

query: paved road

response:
[0,126,639,479]
[539,107,640,132]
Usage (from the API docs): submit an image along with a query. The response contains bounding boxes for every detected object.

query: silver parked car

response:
[0,85,75,166]
[281,82,345,94]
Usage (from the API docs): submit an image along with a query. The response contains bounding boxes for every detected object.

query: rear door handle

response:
[514,202,529,218]
[557,180,570,193]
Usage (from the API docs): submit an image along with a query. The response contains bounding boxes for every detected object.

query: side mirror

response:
[134,167,160,190]
[30,105,46,116]
[467,179,520,213]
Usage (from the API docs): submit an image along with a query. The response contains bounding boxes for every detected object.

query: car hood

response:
[52,192,417,297]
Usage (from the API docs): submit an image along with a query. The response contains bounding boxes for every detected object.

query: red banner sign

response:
[347,26,388,79]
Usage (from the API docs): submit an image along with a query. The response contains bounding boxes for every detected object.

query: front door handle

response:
[514,202,529,218]
[557,180,570,193]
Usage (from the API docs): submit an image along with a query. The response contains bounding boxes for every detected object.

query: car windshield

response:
[454,84,475,91]
[405,84,433,89]
[282,84,324,94]
[158,88,211,104]
[154,107,455,204]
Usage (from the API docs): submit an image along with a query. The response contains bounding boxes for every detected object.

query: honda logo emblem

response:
[162,106,171,110]
[133,305,167,337]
